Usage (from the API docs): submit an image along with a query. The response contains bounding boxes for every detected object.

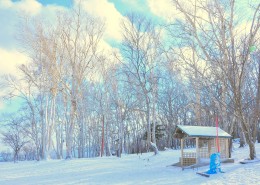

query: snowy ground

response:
[1,144,260,185]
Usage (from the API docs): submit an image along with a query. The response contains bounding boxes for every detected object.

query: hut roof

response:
[174,125,232,138]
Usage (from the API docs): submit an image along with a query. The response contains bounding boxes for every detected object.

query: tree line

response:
[0,0,259,162]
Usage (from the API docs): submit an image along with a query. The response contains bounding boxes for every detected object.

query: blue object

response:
[207,153,222,174]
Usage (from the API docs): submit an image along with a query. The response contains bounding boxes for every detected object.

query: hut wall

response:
[198,138,229,159]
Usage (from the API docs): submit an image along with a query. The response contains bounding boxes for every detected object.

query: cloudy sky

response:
[0,0,258,113]
[0,0,170,112]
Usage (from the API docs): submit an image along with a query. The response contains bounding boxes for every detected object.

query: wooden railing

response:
[181,152,196,166]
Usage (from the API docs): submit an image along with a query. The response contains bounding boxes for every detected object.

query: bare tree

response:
[16,5,105,159]
[57,7,104,159]
[1,116,29,162]
[170,0,260,159]
[1,71,43,160]
[117,13,162,155]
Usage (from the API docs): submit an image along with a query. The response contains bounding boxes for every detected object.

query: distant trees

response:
[157,68,189,149]
[0,1,259,162]
[1,116,29,162]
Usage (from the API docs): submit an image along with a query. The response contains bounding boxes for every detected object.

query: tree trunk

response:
[146,100,151,152]
[146,97,159,155]
[41,95,49,160]
[253,61,260,142]
[66,95,76,159]
[239,108,256,159]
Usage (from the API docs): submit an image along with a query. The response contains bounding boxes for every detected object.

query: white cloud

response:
[0,1,69,50]
[0,0,12,8]
[148,0,210,23]
[0,48,30,76]
[147,0,184,22]
[172,46,209,82]
[0,0,68,19]
[77,0,127,41]
[0,48,31,113]
[0,0,42,15]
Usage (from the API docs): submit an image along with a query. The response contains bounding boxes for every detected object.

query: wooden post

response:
[181,138,184,166]
[208,139,211,158]
[225,139,229,158]
[196,137,199,164]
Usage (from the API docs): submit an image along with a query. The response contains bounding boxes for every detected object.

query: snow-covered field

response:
[1,144,260,185]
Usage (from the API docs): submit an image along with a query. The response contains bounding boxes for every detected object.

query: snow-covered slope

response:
[1,143,260,185]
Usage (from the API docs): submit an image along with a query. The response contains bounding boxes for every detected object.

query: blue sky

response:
[37,0,73,7]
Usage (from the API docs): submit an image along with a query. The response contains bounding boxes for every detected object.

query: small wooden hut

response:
[174,125,232,168]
